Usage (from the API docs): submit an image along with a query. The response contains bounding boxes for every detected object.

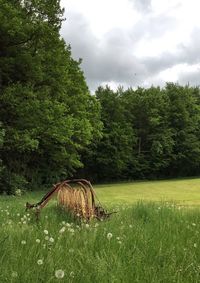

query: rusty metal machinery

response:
[26,179,113,221]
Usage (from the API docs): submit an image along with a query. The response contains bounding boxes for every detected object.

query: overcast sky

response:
[60,0,200,92]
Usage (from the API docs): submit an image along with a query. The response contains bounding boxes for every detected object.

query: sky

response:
[60,0,200,92]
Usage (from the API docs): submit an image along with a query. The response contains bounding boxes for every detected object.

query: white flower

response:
[36,239,40,244]
[11,271,18,278]
[85,224,90,229]
[23,221,26,225]
[116,237,120,241]
[118,241,122,244]
[59,227,66,234]
[107,233,113,240]
[44,229,48,235]
[192,223,196,226]
[66,223,71,227]
[37,259,43,265]
[62,221,65,225]
[129,224,133,228]
[45,236,49,241]
[194,243,197,248]
[21,240,26,245]
[70,271,75,278]
[68,228,75,233]
[17,213,20,217]
[49,237,54,243]
[55,269,65,279]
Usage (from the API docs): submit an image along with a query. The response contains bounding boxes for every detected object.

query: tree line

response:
[1,1,200,194]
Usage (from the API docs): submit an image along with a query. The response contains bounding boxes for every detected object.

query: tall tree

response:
[0,0,102,193]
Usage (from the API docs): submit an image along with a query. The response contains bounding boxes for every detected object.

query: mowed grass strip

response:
[94,178,200,206]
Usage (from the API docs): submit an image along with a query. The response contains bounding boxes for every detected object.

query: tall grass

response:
[1,194,200,282]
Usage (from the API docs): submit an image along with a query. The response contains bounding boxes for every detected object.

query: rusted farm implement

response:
[26,179,113,221]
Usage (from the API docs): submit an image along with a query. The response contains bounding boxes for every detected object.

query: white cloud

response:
[60,0,200,91]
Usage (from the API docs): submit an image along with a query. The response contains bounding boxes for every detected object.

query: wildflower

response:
[45,236,49,241]
[17,213,20,217]
[15,189,22,196]
[107,233,113,240]
[129,224,133,228]
[37,259,43,265]
[23,221,26,225]
[85,224,90,228]
[116,237,120,241]
[70,271,75,278]
[192,223,196,226]
[49,237,54,243]
[68,228,75,233]
[36,239,40,244]
[44,229,48,235]
[21,240,26,245]
[59,227,66,234]
[62,221,65,225]
[194,243,197,248]
[55,269,65,279]
[66,223,71,227]
[11,271,18,278]
[118,241,122,244]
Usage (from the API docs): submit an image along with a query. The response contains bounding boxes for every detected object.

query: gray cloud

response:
[130,0,152,13]
[61,9,200,92]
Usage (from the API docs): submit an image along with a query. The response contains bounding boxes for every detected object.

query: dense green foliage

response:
[1,1,200,193]
[1,194,200,282]
[0,0,102,193]
[81,84,200,182]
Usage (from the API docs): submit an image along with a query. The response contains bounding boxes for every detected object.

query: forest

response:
[1,0,200,194]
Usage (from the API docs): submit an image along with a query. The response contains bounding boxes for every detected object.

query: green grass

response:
[1,178,200,282]
[95,178,200,206]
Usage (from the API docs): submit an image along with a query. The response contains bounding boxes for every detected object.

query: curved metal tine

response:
[77,181,91,220]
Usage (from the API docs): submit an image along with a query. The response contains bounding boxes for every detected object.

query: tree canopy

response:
[1,1,200,194]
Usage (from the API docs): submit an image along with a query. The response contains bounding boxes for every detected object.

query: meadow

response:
[1,178,200,282]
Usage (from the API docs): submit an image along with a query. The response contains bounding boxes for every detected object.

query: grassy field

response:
[95,178,200,206]
[1,178,200,282]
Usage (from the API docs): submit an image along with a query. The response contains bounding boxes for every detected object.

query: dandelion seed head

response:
[37,259,43,265]
[55,269,65,279]
[107,233,113,240]
[11,271,18,278]
[59,227,66,234]
[49,237,54,243]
